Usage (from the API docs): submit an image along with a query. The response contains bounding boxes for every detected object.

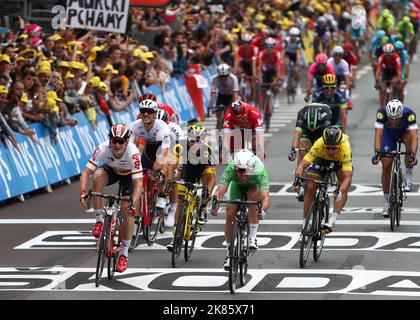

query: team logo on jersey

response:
[408,114,416,122]
[377,112,384,120]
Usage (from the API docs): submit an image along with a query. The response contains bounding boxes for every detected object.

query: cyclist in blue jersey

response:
[372,99,418,216]
[394,41,410,102]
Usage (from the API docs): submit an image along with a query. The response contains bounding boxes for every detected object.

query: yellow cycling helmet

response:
[188,124,208,142]
[322,74,337,87]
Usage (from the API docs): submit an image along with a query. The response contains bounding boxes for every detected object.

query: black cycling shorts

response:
[97,164,133,195]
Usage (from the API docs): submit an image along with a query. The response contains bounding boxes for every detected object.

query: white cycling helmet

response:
[217,63,230,76]
[265,37,277,48]
[342,11,351,20]
[234,149,256,170]
[139,99,158,112]
[241,33,253,43]
[156,109,169,123]
[289,27,300,36]
[332,45,344,55]
[385,99,403,119]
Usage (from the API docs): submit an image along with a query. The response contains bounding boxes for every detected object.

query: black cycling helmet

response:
[322,126,342,145]
[306,103,331,131]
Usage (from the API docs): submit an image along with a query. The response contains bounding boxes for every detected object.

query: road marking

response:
[2,267,420,296]
[15,231,420,252]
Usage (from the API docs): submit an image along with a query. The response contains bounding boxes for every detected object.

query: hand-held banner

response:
[66,0,130,34]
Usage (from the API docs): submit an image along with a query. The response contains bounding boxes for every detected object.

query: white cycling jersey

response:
[168,122,185,143]
[129,119,171,149]
[86,141,143,179]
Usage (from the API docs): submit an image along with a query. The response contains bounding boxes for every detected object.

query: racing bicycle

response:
[171,181,208,267]
[212,197,262,294]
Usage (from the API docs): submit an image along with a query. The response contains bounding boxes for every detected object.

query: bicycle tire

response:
[108,236,118,280]
[95,216,110,287]
[229,221,241,294]
[396,168,403,226]
[172,201,187,268]
[264,106,271,133]
[389,170,398,231]
[184,207,198,261]
[299,201,316,268]
[314,197,329,261]
[239,222,250,286]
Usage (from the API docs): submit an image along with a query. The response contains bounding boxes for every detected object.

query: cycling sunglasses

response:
[111,138,127,145]
[140,108,156,115]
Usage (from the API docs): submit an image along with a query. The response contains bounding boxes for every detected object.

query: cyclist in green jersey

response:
[212,149,270,270]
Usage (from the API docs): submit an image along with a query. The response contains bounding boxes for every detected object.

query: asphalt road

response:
[1,57,420,304]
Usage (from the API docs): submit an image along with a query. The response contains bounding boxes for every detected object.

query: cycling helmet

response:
[289,27,300,36]
[317,16,326,23]
[156,109,169,123]
[343,43,353,52]
[231,100,245,115]
[187,124,208,141]
[385,99,403,119]
[389,34,398,43]
[265,37,276,48]
[332,45,344,55]
[383,43,394,54]
[233,149,256,170]
[381,35,390,45]
[241,33,253,43]
[139,92,157,102]
[306,104,331,131]
[322,126,343,145]
[315,53,328,64]
[217,63,230,76]
[322,74,337,87]
[109,123,130,140]
[395,40,405,50]
[139,99,158,112]
[376,29,386,39]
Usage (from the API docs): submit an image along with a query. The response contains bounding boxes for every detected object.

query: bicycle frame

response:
[141,169,165,227]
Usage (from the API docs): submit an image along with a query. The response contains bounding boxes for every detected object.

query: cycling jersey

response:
[304,134,353,172]
[343,51,358,66]
[283,37,302,54]
[312,89,347,126]
[377,53,402,74]
[327,58,350,85]
[211,74,239,96]
[129,119,171,148]
[308,63,336,88]
[235,44,259,62]
[159,104,179,124]
[396,21,415,36]
[258,49,282,72]
[375,107,418,153]
[168,121,185,144]
[223,103,264,132]
[220,157,270,192]
[86,141,143,179]
[179,142,216,183]
[397,49,409,79]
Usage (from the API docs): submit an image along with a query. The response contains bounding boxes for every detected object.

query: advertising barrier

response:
[0,68,216,202]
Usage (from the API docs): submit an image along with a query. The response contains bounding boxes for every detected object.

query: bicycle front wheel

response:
[314,197,329,261]
[389,171,398,231]
[95,216,110,287]
[229,221,241,294]
[144,193,164,246]
[172,201,187,268]
[184,208,199,261]
[396,169,403,226]
[129,216,142,252]
[239,223,250,286]
[300,201,316,268]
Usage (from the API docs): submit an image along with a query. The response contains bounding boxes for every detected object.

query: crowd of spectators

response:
[0,0,379,152]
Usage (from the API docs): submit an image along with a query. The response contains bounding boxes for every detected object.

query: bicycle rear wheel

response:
[396,169,403,226]
[239,223,249,286]
[95,216,110,287]
[389,171,398,231]
[172,201,187,268]
[314,197,329,261]
[229,221,241,294]
[300,201,316,268]
[184,209,199,261]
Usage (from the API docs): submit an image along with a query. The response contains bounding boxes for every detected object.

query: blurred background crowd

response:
[0,0,395,151]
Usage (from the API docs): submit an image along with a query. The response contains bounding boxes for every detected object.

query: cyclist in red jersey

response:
[375,43,402,108]
[234,33,259,102]
[222,100,265,161]
[252,29,270,52]
[136,92,180,124]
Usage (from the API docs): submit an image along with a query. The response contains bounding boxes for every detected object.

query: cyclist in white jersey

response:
[79,124,143,273]
[327,46,351,100]
[156,109,186,227]
[129,99,171,209]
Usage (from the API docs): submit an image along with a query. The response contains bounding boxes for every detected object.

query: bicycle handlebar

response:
[293,176,339,193]
[87,191,131,202]
[177,180,208,191]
